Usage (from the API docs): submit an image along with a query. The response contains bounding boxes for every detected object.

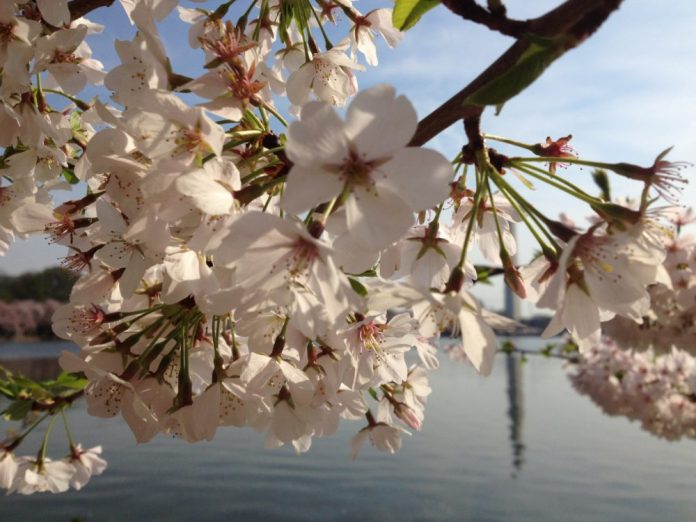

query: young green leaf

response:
[2,399,32,421]
[392,0,440,31]
[467,36,565,107]
[348,277,368,297]
[62,168,80,185]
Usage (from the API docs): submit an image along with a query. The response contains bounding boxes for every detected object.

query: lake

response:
[2,339,696,522]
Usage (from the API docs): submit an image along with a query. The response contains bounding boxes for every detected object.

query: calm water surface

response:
[1,339,696,522]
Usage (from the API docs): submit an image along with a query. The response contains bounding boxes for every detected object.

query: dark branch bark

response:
[440,0,531,38]
[30,390,85,412]
[68,0,115,21]
[409,0,624,147]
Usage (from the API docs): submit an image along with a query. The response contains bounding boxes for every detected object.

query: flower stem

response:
[483,134,536,153]
[42,88,91,111]
[5,414,49,452]
[456,168,487,269]
[309,0,333,49]
[60,410,76,449]
[513,161,598,201]
[37,414,58,465]
[261,102,288,127]
[509,161,600,205]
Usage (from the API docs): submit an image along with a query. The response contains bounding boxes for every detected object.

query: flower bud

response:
[501,250,526,299]
[393,402,422,431]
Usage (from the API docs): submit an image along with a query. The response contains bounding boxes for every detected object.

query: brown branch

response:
[68,0,116,21]
[30,390,85,412]
[409,0,624,147]
[441,0,531,37]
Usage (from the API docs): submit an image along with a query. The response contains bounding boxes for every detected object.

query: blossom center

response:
[287,237,319,277]
[52,50,82,65]
[339,150,376,188]
[358,321,385,351]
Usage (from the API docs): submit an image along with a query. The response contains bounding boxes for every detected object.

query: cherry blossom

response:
[0,0,691,494]
[282,84,454,251]
[68,445,107,491]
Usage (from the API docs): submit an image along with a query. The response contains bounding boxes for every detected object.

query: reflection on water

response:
[2,339,696,522]
[505,352,525,476]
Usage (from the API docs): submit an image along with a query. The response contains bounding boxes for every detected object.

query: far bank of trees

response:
[0,268,76,340]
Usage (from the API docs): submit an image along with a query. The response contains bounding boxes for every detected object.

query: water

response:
[2,339,696,521]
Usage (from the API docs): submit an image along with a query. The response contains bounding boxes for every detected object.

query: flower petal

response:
[378,147,453,211]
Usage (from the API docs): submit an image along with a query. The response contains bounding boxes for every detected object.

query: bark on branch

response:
[441,0,531,37]
[409,0,623,147]
[68,0,116,21]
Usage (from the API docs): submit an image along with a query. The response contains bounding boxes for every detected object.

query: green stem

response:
[318,196,338,225]
[37,414,58,465]
[237,0,258,30]
[484,176,507,253]
[513,161,597,201]
[60,410,76,449]
[42,88,90,110]
[261,102,288,127]
[483,134,536,153]
[239,145,286,166]
[510,163,600,205]
[456,168,487,268]
[492,176,551,253]
[309,0,333,49]
[258,104,270,128]
[489,169,560,252]
[511,156,621,170]
[5,414,49,452]
[240,161,281,184]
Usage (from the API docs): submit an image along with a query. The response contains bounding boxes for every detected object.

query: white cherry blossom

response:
[282,84,454,251]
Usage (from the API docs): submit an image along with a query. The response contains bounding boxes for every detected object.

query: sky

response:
[1,0,694,314]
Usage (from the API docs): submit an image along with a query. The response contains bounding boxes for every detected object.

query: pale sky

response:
[1,0,694,313]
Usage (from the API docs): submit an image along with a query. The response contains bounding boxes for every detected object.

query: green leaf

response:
[392,0,440,31]
[467,36,565,107]
[474,265,504,284]
[500,340,515,354]
[592,169,611,201]
[348,277,368,297]
[62,168,79,184]
[2,399,32,421]
[54,372,88,390]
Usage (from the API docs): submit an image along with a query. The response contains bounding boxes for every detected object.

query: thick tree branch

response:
[441,0,531,37]
[68,0,116,21]
[409,0,623,147]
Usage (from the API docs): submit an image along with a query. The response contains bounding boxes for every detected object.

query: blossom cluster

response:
[567,338,696,441]
[0,443,106,495]
[603,209,696,354]
[0,0,691,496]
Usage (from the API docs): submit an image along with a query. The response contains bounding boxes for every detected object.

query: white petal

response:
[345,185,414,252]
[176,170,233,215]
[37,0,70,27]
[286,64,314,106]
[378,147,453,211]
[457,309,497,376]
[278,360,314,407]
[344,84,417,160]
[286,101,348,166]
[280,166,343,215]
